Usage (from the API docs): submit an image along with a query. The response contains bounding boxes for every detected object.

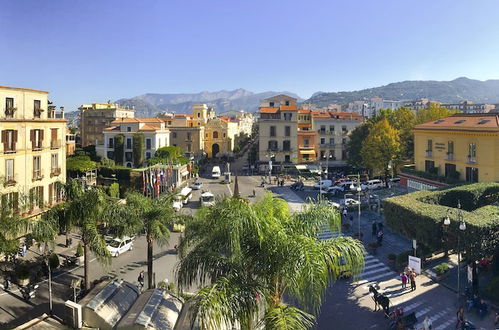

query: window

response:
[223,133,226,138]
[342,125,347,132]
[268,140,278,151]
[320,138,326,145]
[187,132,192,140]
[146,152,151,160]
[341,150,347,160]
[127,127,132,132]
[213,131,219,139]
[125,152,133,162]
[29,186,44,209]
[283,113,292,121]
[285,101,290,106]
[329,138,335,145]
[146,138,152,149]
[424,160,435,172]
[30,129,44,150]
[284,155,290,163]
[33,156,42,180]
[270,126,276,137]
[304,139,309,147]
[5,97,14,118]
[445,163,456,178]
[107,151,114,159]
[342,138,347,145]
[284,126,291,137]
[109,138,114,148]
[34,100,41,118]
[427,140,433,151]
[5,159,14,182]
[320,151,325,159]
[468,143,476,158]
[51,153,59,171]
[269,101,275,107]
[2,130,17,152]
[126,138,132,149]
[447,141,454,154]
[172,132,177,139]
[197,112,200,118]
[320,125,326,132]
[2,192,19,214]
[283,140,291,151]
[329,125,335,132]
[465,167,479,183]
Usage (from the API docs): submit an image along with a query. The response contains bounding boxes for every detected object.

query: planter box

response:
[18,278,30,286]
[76,256,84,266]
[425,268,449,282]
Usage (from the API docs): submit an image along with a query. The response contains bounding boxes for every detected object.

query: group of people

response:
[400,266,417,291]
[466,294,489,318]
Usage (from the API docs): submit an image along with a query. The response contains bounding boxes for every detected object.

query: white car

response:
[106,236,134,257]
[212,166,221,179]
[200,191,215,207]
[314,180,333,190]
[192,181,203,190]
[173,196,183,212]
[343,198,360,206]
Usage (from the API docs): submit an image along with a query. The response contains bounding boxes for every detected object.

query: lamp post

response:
[350,174,362,239]
[443,200,466,301]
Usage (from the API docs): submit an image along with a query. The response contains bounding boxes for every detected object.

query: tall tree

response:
[346,123,370,169]
[132,133,145,167]
[361,119,401,177]
[176,194,365,329]
[65,181,112,289]
[124,192,177,289]
[416,104,457,124]
[389,107,416,161]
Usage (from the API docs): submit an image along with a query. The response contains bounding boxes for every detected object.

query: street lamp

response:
[350,177,362,239]
[443,200,466,301]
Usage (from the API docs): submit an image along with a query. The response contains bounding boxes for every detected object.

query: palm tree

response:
[123,192,178,289]
[176,193,365,329]
[65,181,112,290]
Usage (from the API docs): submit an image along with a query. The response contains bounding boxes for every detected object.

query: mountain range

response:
[115,89,302,117]
[307,77,499,106]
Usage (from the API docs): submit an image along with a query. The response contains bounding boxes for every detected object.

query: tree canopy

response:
[66,155,97,173]
[148,146,188,165]
[176,194,365,329]
[361,119,401,175]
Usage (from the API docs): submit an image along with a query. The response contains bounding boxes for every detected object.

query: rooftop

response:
[414,113,499,131]
[0,85,49,93]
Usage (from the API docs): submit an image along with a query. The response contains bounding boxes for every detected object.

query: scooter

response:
[61,255,77,268]
[20,284,39,301]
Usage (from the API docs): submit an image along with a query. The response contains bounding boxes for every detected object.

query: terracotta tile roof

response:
[112,118,164,124]
[139,124,163,131]
[259,107,279,114]
[298,123,311,128]
[414,114,499,131]
[219,116,230,122]
[298,110,310,114]
[311,111,363,120]
[104,126,120,131]
[280,105,298,111]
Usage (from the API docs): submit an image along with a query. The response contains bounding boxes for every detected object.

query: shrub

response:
[100,158,115,167]
[108,183,120,198]
[396,250,413,269]
[16,262,30,280]
[434,262,449,275]
[76,243,84,257]
[49,253,60,270]
[484,275,499,302]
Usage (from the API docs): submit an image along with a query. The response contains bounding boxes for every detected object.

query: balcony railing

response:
[467,155,477,164]
[50,168,61,177]
[50,140,61,149]
[266,148,293,152]
[446,152,454,161]
[32,172,43,181]
[5,107,16,118]
[3,178,16,187]
[317,130,335,135]
[425,150,433,157]
[3,143,17,154]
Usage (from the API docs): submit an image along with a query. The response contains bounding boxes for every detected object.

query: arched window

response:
[213,131,219,139]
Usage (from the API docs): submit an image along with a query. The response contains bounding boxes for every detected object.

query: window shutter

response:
[51,128,57,140]
[1,131,5,144]
[40,129,44,142]
[13,130,18,143]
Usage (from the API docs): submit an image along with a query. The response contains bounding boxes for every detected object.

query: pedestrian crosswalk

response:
[317,225,340,240]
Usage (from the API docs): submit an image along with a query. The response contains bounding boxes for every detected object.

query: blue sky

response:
[1,0,499,111]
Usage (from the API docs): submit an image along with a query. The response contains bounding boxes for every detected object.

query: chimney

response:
[60,106,65,118]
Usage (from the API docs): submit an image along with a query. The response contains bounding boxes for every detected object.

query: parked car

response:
[342,198,360,206]
[290,181,305,191]
[388,177,400,184]
[212,166,221,179]
[106,236,134,257]
[173,195,183,212]
[192,181,203,190]
[365,179,384,190]
[179,187,193,204]
[314,180,333,190]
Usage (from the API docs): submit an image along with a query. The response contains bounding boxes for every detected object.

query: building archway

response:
[212,143,220,157]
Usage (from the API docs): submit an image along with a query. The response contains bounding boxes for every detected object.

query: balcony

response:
[3,144,17,154]
[50,140,62,149]
[446,152,454,161]
[50,168,61,177]
[3,178,16,187]
[425,150,433,157]
[5,107,16,118]
[317,130,335,135]
[32,172,43,182]
[467,155,477,164]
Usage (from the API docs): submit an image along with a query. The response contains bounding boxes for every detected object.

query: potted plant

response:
[76,243,84,265]
[388,253,397,264]
[368,241,379,254]
[426,262,450,282]
[48,252,60,271]
[16,262,30,286]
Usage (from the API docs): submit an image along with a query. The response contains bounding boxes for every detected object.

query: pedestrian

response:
[342,208,348,219]
[455,307,464,329]
[409,270,416,291]
[252,189,256,197]
[400,272,407,289]
[372,221,378,237]
[422,316,432,330]
[138,270,144,288]
[377,228,384,246]
[21,243,26,258]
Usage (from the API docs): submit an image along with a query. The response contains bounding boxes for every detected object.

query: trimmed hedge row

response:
[383,183,499,261]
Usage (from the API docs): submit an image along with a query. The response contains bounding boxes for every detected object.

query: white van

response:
[179,187,193,204]
[212,166,221,179]
[173,195,183,212]
[200,191,215,207]
[366,179,383,190]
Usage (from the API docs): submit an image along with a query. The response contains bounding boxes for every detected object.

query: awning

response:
[181,170,189,177]
[299,150,316,155]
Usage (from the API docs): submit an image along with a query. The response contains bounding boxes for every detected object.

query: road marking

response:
[416,307,452,330]
[363,262,385,271]
[361,266,391,277]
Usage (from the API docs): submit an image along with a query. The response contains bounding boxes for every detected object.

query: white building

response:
[96,118,170,168]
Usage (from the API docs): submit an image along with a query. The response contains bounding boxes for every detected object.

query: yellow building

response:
[0,86,67,215]
[412,113,499,185]
[80,102,134,147]
[204,117,238,157]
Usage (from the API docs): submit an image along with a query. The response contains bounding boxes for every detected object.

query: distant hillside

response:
[116,89,303,117]
[307,77,499,106]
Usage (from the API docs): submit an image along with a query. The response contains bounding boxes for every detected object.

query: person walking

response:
[372,221,378,237]
[422,316,432,330]
[455,307,464,329]
[21,243,27,258]
[138,270,145,290]
[400,272,407,290]
[342,208,348,220]
[377,228,384,246]
[409,270,417,291]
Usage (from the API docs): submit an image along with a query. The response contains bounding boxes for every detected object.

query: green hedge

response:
[401,167,462,185]
[99,166,131,181]
[383,183,499,262]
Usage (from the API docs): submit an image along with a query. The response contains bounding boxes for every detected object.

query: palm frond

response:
[262,304,315,330]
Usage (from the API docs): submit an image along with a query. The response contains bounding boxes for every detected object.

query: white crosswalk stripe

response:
[317,225,340,240]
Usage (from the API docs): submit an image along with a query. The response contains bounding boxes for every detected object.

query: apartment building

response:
[79,102,134,147]
[169,126,205,156]
[441,100,495,114]
[410,113,499,189]
[258,95,299,164]
[313,111,363,168]
[96,118,170,167]
[219,110,254,136]
[0,86,67,216]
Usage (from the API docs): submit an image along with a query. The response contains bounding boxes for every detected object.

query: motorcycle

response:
[20,284,39,301]
[61,255,77,268]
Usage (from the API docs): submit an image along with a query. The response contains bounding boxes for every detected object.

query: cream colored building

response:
[219,110,254,136]
[0,86,67,216]
[169,126,205,156]
[96,118,170,167]
[80,102,134,147]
